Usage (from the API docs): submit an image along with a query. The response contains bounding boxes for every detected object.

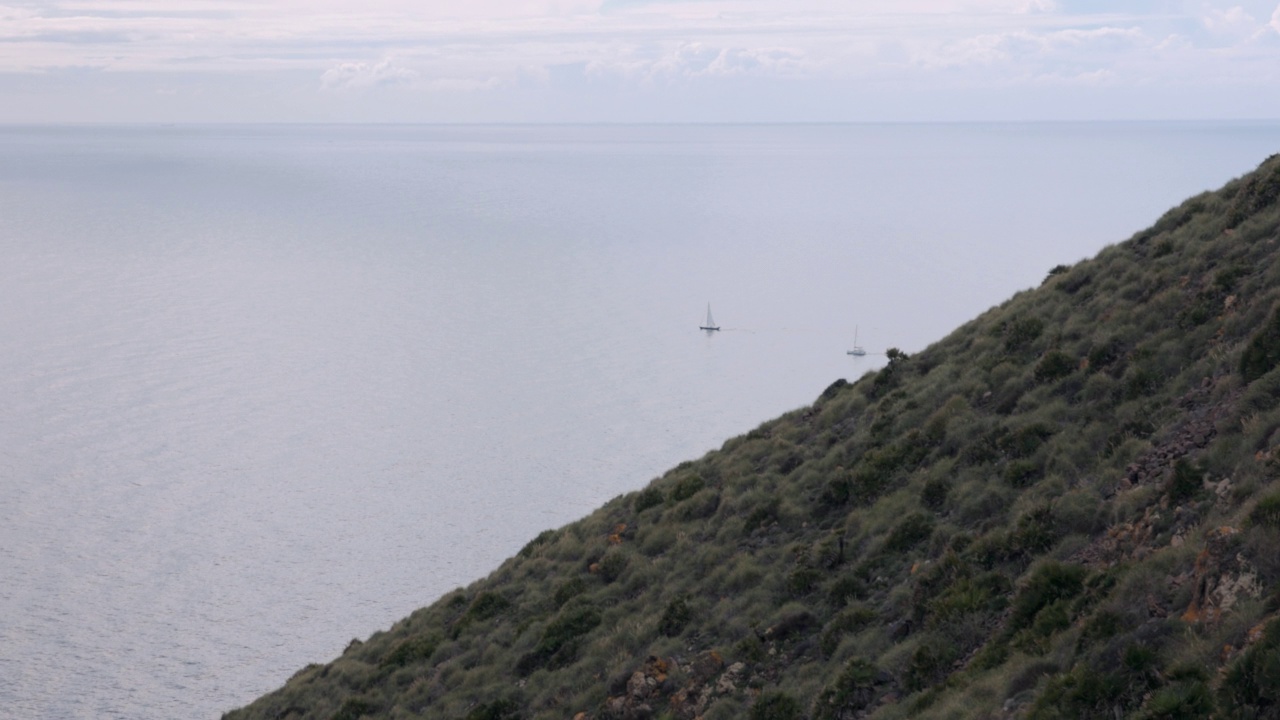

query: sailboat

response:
[699,303,721,332]
[847,326,867,356]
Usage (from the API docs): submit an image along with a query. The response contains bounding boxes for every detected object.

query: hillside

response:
[226,154,1280,720]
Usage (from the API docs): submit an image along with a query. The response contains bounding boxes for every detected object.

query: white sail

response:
[700,303,720,331]
[847,325,867,356]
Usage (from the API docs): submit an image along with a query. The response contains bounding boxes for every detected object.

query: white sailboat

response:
[699,303,721,332]
[847,326,867,356]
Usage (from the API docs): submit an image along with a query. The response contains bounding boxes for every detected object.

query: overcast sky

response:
[2,0,1279,122]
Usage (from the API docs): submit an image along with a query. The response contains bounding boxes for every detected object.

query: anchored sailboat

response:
[847,326,867,356]
[700,303,721,332]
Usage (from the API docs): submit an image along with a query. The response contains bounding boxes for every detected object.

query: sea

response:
[2,122,1279,718]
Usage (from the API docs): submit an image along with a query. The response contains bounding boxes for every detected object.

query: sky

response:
[1,0,1279,122]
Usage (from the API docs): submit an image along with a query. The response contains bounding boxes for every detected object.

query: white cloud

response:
[321,57,416,90]
[0,1,1278,120]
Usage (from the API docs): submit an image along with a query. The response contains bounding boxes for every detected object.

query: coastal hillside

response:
[227,154,1280,720]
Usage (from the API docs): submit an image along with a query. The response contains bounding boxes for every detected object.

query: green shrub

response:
[1219,618,1280,717]
[787,566,823,598]
[813,658,884,720]
[633,486,664,513]
[466,591,511,623]
[1251,492,1280,529]
[1004,460,1041,488]
[379,634,438,669]
[921,476,950,511]
[905,635,960,691]
[332,697,378,720]
[464,697,523,720]
[597,550,629,583]
[750,692,802,720]
[515,603,602,676]
[883,512,935,554]
[553,577,587,608]
[659,596,692,637]
[519,529,558,558]
[1164,460,1203,505]
[1003,316,1045,353]
[826,575,867,608]
[1242,306,1280,383]
[1035,351,1076,383]
[1011,562,1087,631]
[670,474,706,503]
[820,605,876,656]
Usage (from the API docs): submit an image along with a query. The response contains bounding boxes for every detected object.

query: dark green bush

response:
[819,605,876,656]
[1164,460,1204,505]
[905,636,959,691]
[883,512,934,553]
[597,550,629,583]
[1011,562,1087,631]
[553,577,587,608]
[658,596,692,637]
[1252,492,1280,529]
[787,566,822,597]
[750,692,802,720]
[519,529,558,558]
[1219,618,1280,717]
[1241,306,1280,383]
[379,634,438,669]
[466,591,511,623]
[464,697,523,720]
[516,604,602,676]
[1003,460,1041,488]
[669,474,705,503]
[1003,316,1045,353]
[921,476,950,511]
[1035,351,1076,383]
[826,575,867,608]
[332,697,378,720]
[812,658,885,720]
[633,486,664,513]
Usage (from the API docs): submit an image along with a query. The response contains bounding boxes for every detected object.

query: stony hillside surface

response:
[226,155,1280,720]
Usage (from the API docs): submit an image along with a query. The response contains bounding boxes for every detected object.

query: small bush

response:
[670,474,706,503]
[921,476,950,511]
[820,605,876,656]
[519,529,558,558]
[1219,618,1280,716]
[633,487,664,513]
[659,596,693,637]
[813,658,885,720]
[1164,460,1203,505]
[464,698,523,720]
[516,603,602,676]
[1004,316,1045,353]
[597,550,629,583]
[553,577,587,608]
[751,692,802,720]
[1251,492,1280,529]
[1035,351,1076,383]
[883,512,935,554]
[379,634,438,669]
[332,697,378,720]
[787,566,823,597]
[1004,460,1041,488]
[1011,562,1087,632]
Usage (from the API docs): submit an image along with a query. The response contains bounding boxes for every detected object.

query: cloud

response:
[320,57,416,90]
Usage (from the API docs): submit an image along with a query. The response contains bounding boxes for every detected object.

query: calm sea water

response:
[2,123,1279,718]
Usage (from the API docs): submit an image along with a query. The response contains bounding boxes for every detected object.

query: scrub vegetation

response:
[226,154,1280,720]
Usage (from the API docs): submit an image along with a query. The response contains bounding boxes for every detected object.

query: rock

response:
[1181,526,1262,624]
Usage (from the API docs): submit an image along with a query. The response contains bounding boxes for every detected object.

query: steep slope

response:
[226,154,1280,720]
